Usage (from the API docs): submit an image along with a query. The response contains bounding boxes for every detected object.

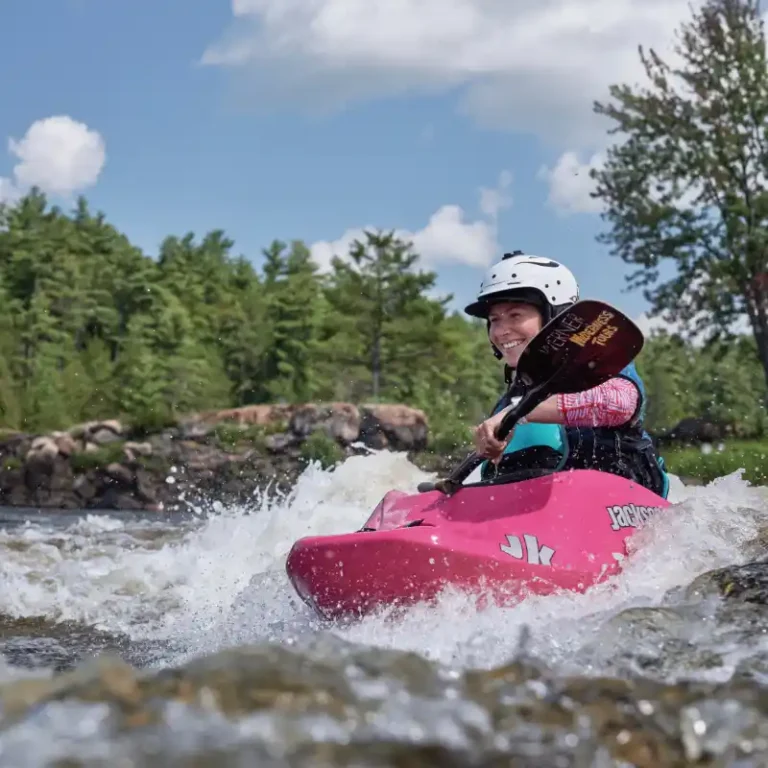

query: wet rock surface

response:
[686,560,768,605]
[3,636,768,766]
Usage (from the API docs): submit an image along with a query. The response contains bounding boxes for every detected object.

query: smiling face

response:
[487,301,543,367]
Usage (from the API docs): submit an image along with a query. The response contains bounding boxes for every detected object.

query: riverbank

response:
[0,403,448,511]
[1,401,764,511]
[660,440,768,486]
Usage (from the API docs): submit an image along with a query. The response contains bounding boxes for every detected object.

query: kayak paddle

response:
[417,299,644,495]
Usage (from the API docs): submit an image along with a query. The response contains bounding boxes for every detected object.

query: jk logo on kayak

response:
[607,503,662,530]
[500,534,555,566]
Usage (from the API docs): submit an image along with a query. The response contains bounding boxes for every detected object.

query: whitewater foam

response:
[0,451,765,682]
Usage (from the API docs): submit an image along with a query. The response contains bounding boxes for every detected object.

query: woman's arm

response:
[474,377,639,459]
[518,377,639,426]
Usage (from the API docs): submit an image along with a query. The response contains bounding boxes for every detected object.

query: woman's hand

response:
[473,409,512,462]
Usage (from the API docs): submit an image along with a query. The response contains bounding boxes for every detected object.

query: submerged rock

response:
[686,561,768,605]
[2,640,768,766]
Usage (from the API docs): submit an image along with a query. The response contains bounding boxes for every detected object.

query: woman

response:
[465,251,669,498]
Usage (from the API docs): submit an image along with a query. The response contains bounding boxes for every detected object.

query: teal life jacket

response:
[480,362,669,498]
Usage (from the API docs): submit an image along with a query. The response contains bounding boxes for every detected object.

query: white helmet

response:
[464,250,579,323]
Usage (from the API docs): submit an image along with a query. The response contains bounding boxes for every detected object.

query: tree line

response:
[0,188,765,446]
[0,192,501,440]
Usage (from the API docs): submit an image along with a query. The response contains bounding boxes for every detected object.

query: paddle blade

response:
[514,299,644,395]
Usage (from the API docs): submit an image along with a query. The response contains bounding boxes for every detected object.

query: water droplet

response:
[638,699,654,715]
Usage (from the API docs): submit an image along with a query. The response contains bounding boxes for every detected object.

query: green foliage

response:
[212,423,268,451]
[322,230,447,400]
[70,442,126,472]
[593,0,768,387]
[0,195,506,447]
[661,440,768,485]
[300,431,345,469]
[3,456,21,471]
[638,331,768,436]
[3,185,768,468]
[425,416,472,457]
[261,240,322,402]
[413,386,476,455]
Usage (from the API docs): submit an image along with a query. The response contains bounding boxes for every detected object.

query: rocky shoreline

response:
[0,403,446,512]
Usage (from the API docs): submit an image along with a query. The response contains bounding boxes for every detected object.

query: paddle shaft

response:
[417,371,562,494]
[416,299,644,495]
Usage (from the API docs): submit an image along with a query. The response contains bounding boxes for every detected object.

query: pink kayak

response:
[285,469,670,621]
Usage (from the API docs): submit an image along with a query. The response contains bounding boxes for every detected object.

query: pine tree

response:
[323,230,442,399]
[262,240,323,402]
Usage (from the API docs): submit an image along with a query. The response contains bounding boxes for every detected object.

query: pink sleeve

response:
[556,377,639,428]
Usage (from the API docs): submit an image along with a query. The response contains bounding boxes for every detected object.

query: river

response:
[0,451,766,766]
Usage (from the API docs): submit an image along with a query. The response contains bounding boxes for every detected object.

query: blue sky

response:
[0,0,697,323]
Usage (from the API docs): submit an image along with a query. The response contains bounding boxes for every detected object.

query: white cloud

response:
[311,228,364,272]
[310,204,497,272]
[479,169,512,221]
[410,204,499,267]
[537,150,605,215]
[310,171,511,271]
[204,0,701,146]
[0,116,106,201]
[538,146,712,216]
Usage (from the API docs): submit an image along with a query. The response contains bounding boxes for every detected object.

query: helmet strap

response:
[486,318,503,360]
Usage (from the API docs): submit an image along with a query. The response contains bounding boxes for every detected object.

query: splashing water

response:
[0,450,765,685]
[1,452,768,766]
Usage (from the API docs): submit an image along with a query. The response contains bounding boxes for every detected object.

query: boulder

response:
[134,469,159,504]
[0,401,435,511]
[90,428,121,446]
[98,489,146,510]
[68,420,123,441]
[104,463,134,486]
[179,421,213,439]
[359,404,429,451]
[686,561,768,605]
[73,474,97,501]
[289,403,361,444]
[123,441,153,461]
[52,433,78,457]
[26,436,59,462]
[24,447,71,493]
[68,421,97,439]
[190,404,295,427]
[265,433,299,453]
[656,417,728,446]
